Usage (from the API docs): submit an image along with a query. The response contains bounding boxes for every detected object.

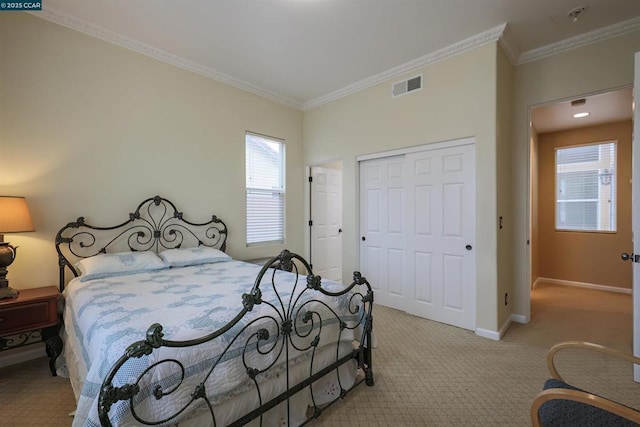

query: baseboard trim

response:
[511,313,528,324]
[534,277,632,294]
[476,327,501,341]
[0,344,45,370]
[476,312,523,341]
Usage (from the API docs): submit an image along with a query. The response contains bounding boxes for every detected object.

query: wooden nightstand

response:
[0,286,63,376]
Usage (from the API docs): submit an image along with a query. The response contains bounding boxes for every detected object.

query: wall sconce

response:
[0,196,35,299]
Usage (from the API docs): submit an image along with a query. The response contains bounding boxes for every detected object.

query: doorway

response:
[528,87,634,329]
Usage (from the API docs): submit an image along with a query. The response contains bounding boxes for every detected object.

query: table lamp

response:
[0,196,35,299]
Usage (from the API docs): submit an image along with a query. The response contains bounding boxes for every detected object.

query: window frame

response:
[554,140,617,233]
[245,132,286,246]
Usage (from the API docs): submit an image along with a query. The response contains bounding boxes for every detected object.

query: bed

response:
[55,196,374,427]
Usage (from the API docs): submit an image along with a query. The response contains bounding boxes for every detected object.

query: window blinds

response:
[246,133,285,245]
[555,142,616,232]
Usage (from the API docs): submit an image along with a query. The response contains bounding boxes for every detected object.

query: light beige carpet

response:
[0,282,635,426]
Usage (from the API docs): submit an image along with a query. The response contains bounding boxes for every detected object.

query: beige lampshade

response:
[0,196,35,234]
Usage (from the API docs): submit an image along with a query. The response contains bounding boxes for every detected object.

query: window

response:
[246,133,285,245]
[555,141,616,232]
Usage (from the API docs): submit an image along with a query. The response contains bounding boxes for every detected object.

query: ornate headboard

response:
[55,195,227,291]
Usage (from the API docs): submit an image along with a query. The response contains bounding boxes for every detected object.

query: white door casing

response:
[633,52,640,382]
[310,166,343,282]
[359,138,476,331]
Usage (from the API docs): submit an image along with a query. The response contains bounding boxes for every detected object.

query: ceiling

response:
[532,87,634,133]
[38,1,640,109]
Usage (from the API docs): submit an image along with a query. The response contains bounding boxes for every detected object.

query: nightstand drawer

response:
[0,301,53,335]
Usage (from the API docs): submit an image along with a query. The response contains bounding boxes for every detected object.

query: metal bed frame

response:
[55,195,374,426]
[55,195,228,290]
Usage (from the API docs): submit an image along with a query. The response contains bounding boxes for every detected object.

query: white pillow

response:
[75,251,168,282]
[159,247,231,267]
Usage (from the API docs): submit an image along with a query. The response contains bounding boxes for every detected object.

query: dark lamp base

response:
[0,241,18,299]
[0,285,19,299]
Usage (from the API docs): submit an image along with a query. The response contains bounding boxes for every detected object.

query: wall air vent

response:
[392,74,422,98]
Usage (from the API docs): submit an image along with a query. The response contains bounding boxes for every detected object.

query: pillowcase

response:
[75,251,168,282]
[159,247,231,268]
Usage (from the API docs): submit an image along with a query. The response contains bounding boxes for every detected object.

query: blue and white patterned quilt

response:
[63,260,363,427]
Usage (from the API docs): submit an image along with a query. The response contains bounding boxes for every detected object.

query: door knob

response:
[621,252,633,261]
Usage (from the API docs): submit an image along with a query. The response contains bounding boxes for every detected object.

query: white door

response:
[310,166,343,282]
[633,52,640,381]
[359,156,407,311]
[359,140,476,331]
[405,144,476,330]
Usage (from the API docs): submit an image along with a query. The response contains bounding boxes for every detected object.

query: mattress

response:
[61,260,364,427]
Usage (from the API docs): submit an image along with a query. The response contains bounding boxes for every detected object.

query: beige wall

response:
[512,30,640,316]
[0,14,304,290]
[496,45,515,327]
[304,43,500,332]
[537,121,632,289]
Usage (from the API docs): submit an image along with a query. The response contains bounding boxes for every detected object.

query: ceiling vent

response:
[392,74,422,98]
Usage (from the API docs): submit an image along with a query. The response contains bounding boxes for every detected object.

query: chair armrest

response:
[530,387,640,427]
[546,341,640,382]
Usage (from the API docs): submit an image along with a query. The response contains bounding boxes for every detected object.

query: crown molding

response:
[29,6,640,111]
[498,23,520,65]
[30,8,303,110]
[518,16,640,64]
[302,23,507,110]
